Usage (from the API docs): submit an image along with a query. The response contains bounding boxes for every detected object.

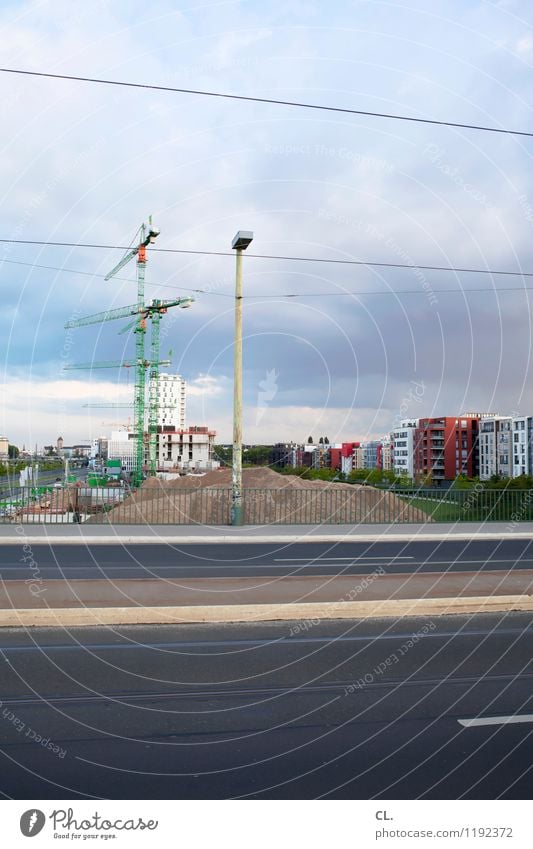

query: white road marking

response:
[274,556,414,562]
[278,557,533,566]
[458,714,533,728]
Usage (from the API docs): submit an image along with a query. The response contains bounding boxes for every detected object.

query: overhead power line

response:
[246,285,533,298]
[1,67,532,139]
[2,252,533,300]
[0,256,232,296]
[2,236,533,279]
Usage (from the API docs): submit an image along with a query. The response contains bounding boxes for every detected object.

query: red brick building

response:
[413,416,479,482]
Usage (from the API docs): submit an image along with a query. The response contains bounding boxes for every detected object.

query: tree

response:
[8,444,19,459]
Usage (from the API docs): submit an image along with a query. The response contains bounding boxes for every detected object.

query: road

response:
[0,468,88,500]
[0,613,531,799]
[1,538,533,579]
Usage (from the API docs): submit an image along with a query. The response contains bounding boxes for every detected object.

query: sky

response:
[2,0,533,447]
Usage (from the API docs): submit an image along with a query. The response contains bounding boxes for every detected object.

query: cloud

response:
[2,0,533,449]
[186,374,227,397]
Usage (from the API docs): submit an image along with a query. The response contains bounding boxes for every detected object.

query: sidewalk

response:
[1,568,531,626]
[1,521,533,544]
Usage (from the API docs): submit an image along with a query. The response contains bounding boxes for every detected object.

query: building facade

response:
[479,416,512,480]
[107,431,137,472]
[392,420,418,479]
[153,373,186,429]
[413,416,479,483]
[512,417,533,477]
[156,426,218,471]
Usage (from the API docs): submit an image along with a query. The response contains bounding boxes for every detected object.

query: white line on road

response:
[274,556,414,562]
[458,714,533,728]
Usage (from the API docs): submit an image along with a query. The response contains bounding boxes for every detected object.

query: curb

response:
[2,532,533,545]
[2,594,532,627]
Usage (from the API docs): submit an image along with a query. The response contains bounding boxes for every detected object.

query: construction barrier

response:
[1,485,533,525]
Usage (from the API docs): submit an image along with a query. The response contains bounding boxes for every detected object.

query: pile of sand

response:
[94,467,429,525]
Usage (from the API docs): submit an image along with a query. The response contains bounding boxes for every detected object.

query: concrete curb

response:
[2,532,533,545]
[2,594,532,627]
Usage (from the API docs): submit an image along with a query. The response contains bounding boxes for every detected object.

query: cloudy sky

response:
[2,0,533,447]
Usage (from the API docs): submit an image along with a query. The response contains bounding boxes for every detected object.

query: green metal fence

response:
[2,485,533,525]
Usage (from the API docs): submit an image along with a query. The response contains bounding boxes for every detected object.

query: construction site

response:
[4,467,430,525]
[0,217,430,527]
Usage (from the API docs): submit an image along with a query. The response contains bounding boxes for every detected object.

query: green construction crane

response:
[63,358,171,371]
[119,297,194,475]
[104,219,159,487]
[65,293,194,483]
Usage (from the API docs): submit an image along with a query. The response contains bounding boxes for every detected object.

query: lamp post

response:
[231,230,253,526]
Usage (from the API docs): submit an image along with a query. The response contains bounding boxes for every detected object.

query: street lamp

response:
[231,230,253,525]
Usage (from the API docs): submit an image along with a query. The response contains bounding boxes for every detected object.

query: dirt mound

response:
[93,468,430,525]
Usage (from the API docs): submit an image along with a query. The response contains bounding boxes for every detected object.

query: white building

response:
[107,430,137,472]
[156,426,218,471]
[107,424,218,475]
[0,437,9,459]
[512,416,533,478]
[391,420,418,479]
[152,373,186,429]
[479,416,512,480]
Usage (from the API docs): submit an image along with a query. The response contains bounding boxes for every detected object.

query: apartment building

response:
[378,442,392,471]
[392,420,418,479]
[156,426,218,471]
[512,417,533,477]
[413,416,479,482]
[479,416,512,480]
[153,373,186,429]
[363,441,380,469]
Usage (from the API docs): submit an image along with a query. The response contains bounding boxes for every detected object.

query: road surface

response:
[1,538,533,579]
[0,612,531,799]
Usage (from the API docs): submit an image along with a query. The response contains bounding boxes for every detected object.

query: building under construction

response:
[107,425,218,474]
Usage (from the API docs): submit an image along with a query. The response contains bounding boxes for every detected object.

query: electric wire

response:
[1,237,533,279]
[1,255,533,299]
[1,67,532,139]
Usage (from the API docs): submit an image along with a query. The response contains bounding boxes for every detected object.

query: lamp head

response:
[231,230,254,251]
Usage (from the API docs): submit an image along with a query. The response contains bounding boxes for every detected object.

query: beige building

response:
[157,426,218,471]
[0,437,9,459]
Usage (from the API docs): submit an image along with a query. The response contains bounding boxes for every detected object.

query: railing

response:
[1,485,533,525]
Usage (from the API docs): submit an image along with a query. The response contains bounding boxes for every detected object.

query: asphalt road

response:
[2,538,533,579]
[0,612,531,799]
[0,469,88,500]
